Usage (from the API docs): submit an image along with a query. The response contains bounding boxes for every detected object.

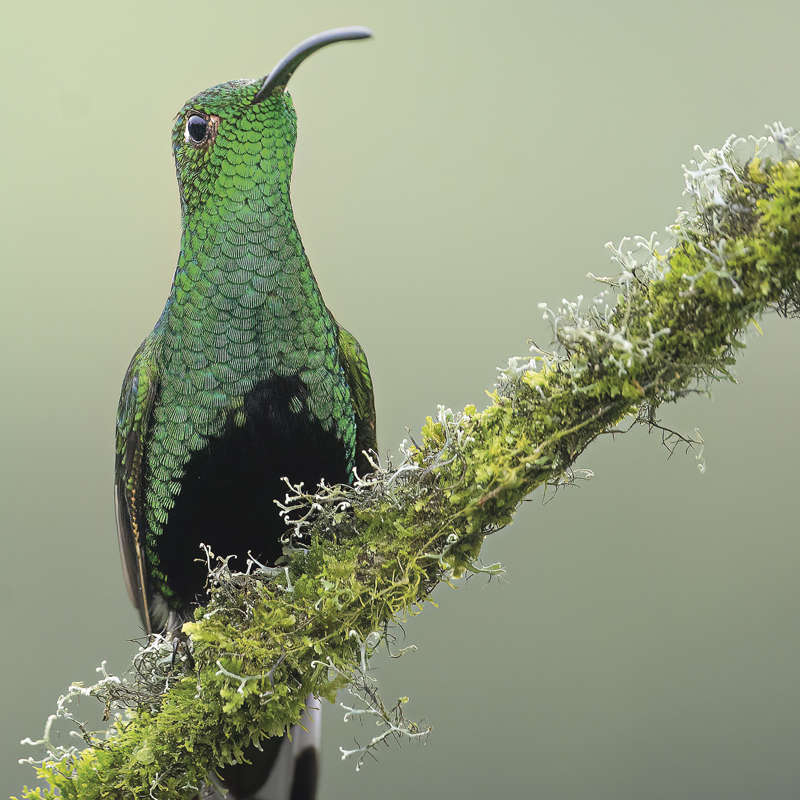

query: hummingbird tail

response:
[200,696,321,800]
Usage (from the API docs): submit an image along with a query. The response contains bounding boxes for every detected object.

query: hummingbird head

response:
[170,27,372,215]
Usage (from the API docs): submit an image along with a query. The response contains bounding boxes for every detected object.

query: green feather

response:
[338,325,377,473]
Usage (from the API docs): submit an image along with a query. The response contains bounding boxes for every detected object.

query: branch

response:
[16,123,800,799]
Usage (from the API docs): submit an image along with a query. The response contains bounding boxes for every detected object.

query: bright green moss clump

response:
[17,132,800,799]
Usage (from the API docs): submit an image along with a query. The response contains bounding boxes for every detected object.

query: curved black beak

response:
[252,26,372,104]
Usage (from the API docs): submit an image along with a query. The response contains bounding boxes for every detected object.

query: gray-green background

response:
[2,1,799,797]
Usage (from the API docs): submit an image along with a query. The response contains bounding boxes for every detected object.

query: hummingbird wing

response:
[337,325,377,474]
[114,328,164,634]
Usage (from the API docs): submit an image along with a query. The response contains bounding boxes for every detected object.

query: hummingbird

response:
[114,27,376,800]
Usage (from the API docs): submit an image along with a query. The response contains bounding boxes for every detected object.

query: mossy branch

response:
[17,124,800,799]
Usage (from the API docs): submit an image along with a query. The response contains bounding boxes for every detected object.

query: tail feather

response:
[286,697,321,800]
[201,696,322,800]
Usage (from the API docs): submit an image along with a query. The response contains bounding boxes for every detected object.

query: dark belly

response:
[152,375,350,610]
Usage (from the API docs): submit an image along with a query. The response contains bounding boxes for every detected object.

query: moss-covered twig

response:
[16,124,800,799]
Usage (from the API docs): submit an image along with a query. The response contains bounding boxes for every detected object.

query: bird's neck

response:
[165,195,335,374]
[179,189,316,281]
[172,190,329,313]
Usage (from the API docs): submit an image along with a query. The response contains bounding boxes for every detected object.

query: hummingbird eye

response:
[185,114,209,145]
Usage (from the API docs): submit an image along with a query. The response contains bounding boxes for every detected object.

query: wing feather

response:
[114,331,163,633]
[337,325,377,475]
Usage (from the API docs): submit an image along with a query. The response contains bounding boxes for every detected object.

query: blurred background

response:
[2,1,800,797]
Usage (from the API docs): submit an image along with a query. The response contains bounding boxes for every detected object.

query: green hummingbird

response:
[114,27,376,800]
